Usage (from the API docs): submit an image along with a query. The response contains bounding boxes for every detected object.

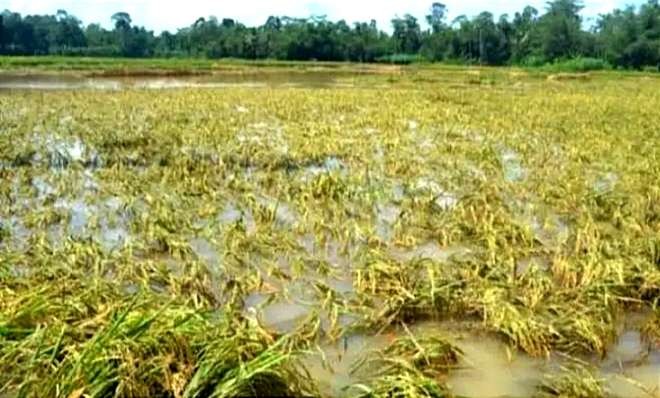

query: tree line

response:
[1,0,659,70]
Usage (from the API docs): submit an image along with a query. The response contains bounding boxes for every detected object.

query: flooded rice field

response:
[0,69,659,397]
[0,71,363,90]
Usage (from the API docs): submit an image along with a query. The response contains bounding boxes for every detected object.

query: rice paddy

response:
[0,67,659,397]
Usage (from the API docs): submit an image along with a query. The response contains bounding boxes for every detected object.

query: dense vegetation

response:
[1,0,660,69]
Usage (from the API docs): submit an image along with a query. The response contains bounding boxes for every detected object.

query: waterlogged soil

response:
[1,72,659,397]
[2,129,658,397]
[3,138,660,398]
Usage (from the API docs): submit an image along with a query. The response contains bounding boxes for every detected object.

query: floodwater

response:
[303,333,391,397]
[603,330,660,398]
[445,325,660,398]
[447,334,546,398]
[260,300,312,333]
[374,203,400,242]
[300,320,660,398]
[390,241,471,263]
[188,237,221,266]
[257,196,299,228]
[3,72,659,398]
[2,136,132,252]
[501,148,526,182]
[0,71,361,90]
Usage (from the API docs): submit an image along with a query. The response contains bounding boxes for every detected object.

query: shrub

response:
[375,54,426,65]
[543,57,612,73]
[520,56,546,68]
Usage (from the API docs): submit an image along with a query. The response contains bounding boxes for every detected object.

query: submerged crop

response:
[0,68,659,397]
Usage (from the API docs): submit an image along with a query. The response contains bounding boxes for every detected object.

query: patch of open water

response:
[0,72,361,91]
[301,318,660,398]
[500,148,526,183]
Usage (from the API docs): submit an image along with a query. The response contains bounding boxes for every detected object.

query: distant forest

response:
[1,0,660,69]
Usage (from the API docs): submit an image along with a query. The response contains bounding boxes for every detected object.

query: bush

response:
[543,57,612,72]
[375,53,426,65]
[520,55,546,68]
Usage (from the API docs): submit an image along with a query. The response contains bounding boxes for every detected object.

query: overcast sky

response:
[2,0,645,32]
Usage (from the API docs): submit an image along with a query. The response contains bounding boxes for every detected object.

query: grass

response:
[0,66,659,397]
[1,55,655,80]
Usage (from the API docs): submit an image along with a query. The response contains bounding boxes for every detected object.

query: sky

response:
[1,0,646,33]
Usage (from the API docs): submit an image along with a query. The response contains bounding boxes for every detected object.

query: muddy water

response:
[300,319,660,398]
[3,84,658,397]
[0,71,360,90]
[447,335,546,398]
[303,334,391,397]
[445,327,660,398]
[261,301,312,333]
[188,237,220,266]
[390,241,471,263]
[374,203,400,242]
[603,331,660,398]
[443,321,660,398]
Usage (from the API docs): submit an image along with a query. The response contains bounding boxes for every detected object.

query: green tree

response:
[536,0,584,60]
[347,20,387,62]
[110,12,153,57]
[0,14,6,52]
[52,10,86,52]
[427,3,448,33]
[0,3,658,69]
[111,12,131,30]
[597,1,660,68]
[421,3,451,61]
[392,15,422,54]
[511,6,539,62]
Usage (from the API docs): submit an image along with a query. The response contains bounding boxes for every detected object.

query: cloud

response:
[3,0,643,33]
